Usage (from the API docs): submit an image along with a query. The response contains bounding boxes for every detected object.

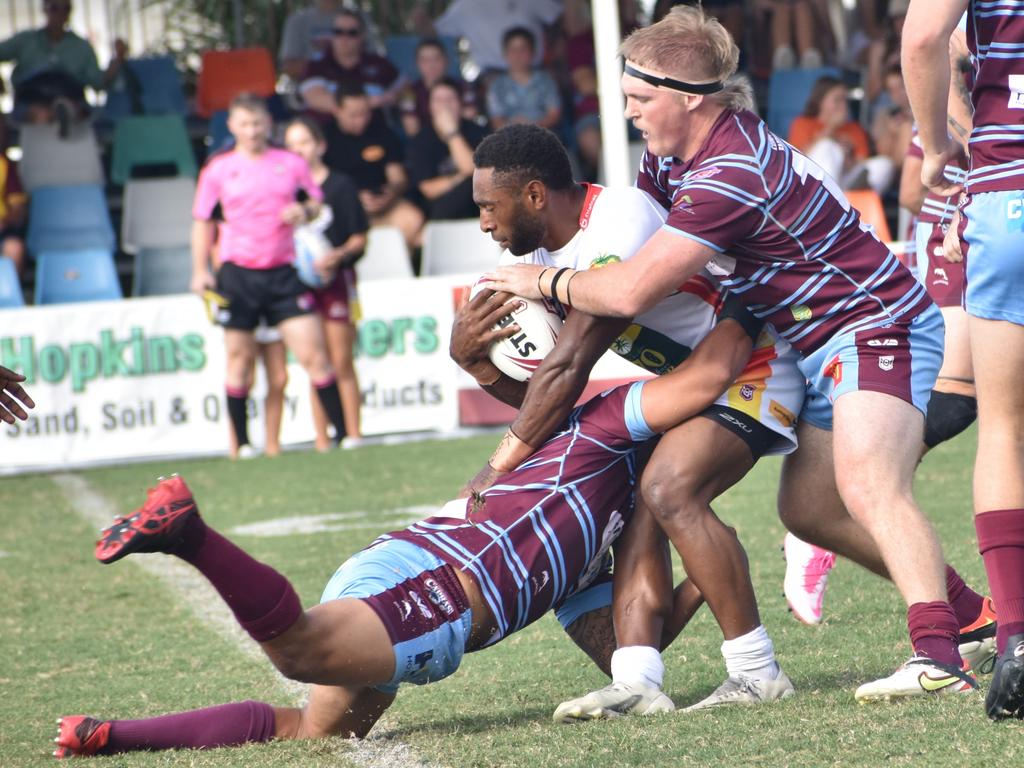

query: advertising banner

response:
[1,276,462,473]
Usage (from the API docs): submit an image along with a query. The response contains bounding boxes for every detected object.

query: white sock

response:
[611,645,664,689]
[721,625,780,680]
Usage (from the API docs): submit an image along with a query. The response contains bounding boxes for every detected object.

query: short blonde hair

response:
[620,5,739,87]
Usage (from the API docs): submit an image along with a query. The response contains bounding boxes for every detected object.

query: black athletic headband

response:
[623,62,723,95]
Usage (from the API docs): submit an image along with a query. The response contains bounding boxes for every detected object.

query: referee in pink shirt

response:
[191,93,349,457]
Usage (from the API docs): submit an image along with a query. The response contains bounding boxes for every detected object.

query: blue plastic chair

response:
[384,35,461,81]
[0,257,24,308]
[26,184,116,256]
[102,55,187,121]
[766,67,840,138]
[34,249,123,304]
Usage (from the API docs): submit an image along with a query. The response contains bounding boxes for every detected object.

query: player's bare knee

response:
[641,467,703,525]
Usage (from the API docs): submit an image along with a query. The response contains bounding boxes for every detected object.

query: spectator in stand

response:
[757,0,825,70]
[486,27,561,132]
[430,0,563,77]
[190,93,350,459]
[323,83,424,252]
[299,8,404,118]
[864,0,907,120]
[870,63,914,186]
[398,38,479,139]
[0,0,126,135]
[789,76,894,195]
[285,116,367,450]
[406,78,488,222]
[0,120,27,279]
[278,0,347,82]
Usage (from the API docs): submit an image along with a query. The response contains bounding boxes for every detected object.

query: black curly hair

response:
[473,124,574,191]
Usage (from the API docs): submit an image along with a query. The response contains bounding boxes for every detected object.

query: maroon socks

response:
[102,701,276,754]
[945,565,986,630]
[907,601,962,667]
[976,508,1024,653]
[175,517,302,642]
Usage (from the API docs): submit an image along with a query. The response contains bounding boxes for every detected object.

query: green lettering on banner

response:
[100,330,132,377]
[39,345,67,382]
[68,343,100,392]
[390,318,413,354]
[178,334,206,371]
[128,327,146,375]
[360,320,390,358]
[413,317,439,353]
[148,336,178,373]
[1,336,36,382]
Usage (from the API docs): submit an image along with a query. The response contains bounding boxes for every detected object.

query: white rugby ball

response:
[293,226,333,289]
[472,278,564,381]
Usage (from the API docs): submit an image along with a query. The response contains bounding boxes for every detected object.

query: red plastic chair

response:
[195,48,276,118]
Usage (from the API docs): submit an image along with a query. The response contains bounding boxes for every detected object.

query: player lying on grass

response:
[52,313,759,758]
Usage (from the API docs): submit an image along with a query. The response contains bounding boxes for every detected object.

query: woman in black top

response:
[285,116,369,450]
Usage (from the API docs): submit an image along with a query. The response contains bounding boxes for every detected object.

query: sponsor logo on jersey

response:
[589,254,622,269]
[361,144,386,163]
[739,384,755,401]
[395,599,413,622]
[531,571,551,595]
[673,194,696,214]
[770,399,797,428]
[424,578,456,617]
[878,355,895,371]
[824,356,843,385]
[791,304,812,322]
[409,591,433,620]
[867,338,898,347]
[1014,643,1024,658]
[688,167,722,182]
[933,267,949,285]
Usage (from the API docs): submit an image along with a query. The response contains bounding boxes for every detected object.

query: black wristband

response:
[564,271,578,307]
[548,267,571,301]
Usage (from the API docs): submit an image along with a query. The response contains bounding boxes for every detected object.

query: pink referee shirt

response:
[193,147,323,270]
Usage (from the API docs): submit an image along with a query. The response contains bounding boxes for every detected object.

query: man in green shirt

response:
[0,0,125,131]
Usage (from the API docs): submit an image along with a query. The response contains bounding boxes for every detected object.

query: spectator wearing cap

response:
[299,8,404,117]
[485,27,561,132]
[406,78,489,221]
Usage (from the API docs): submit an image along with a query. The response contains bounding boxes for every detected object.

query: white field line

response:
[53,473,434,768]
[228,507,436,538]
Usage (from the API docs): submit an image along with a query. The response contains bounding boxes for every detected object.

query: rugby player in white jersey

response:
[455,124,806,715]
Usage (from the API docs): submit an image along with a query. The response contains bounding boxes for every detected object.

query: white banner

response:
[1,276,462,473]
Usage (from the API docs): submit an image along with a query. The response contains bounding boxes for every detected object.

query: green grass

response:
[2,428,1023,767]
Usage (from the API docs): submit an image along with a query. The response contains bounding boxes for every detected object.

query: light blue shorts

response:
[799,304,944,430]
[963,190,1024,325]
[321,538,473,695]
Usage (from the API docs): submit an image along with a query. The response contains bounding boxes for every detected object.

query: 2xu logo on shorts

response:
[717,411,753,434]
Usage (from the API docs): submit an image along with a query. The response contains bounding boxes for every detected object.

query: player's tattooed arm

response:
[565,606,616,677]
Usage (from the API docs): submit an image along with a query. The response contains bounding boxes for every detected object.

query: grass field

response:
[2,427,1023,767]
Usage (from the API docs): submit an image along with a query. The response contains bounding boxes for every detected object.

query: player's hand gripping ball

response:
[471,278,564,381]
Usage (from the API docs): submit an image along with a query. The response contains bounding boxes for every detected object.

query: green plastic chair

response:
[110,115,198,185]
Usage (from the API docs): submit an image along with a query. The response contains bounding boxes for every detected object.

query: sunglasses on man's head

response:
[333,27,361,37]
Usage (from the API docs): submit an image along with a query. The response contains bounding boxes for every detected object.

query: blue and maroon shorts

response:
[320,538,473,694]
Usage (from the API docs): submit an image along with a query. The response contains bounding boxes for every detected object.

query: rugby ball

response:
[293,226,333,289]
[471,278,564,381]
